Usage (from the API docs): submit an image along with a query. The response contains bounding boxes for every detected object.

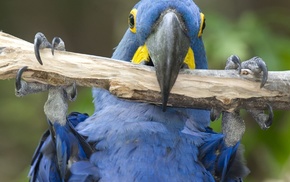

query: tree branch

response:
[0,32,290,111]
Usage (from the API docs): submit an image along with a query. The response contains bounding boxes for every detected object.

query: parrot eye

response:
[198,12,206,37]
[129,9,137,33]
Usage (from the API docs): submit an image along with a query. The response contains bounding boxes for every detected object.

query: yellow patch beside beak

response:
[131,45,150,64]
[183,48,195,69]
[131,45,195,69]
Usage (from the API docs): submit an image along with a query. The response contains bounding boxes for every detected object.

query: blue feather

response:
[29,113,90,182]
[199,128,250,181]
[69,161,100,181]
[29,131,62,182]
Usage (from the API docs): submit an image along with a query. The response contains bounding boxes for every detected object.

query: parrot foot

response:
[247,104,273,130]
[211,55,273,146]
[15,32,76,125]
[15,66,49,97]
[225,55,273,128]
[225,55,268,88]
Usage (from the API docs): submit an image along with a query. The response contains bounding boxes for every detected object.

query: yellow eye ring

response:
[198,13,206,37]
[129,9,137,33]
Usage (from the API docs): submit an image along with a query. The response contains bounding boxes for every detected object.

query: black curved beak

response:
[146,11,190,111]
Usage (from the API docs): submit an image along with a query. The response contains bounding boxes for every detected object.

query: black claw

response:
[210,108,221,121]
[265,103,273,128]
[34,32,52,65]
[70,82,77,100]
[51,37,65,55]
[210,109,216,121]
[34,35,43,65]
[65,82,77,101]
[16,66,28,90]
[254,57,268,88]
[233,55,242,74]
[51,37,58,56]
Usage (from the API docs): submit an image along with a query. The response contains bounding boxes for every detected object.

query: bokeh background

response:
[1,0,290,181]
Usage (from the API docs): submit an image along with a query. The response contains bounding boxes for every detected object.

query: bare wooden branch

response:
[0,31,290,111]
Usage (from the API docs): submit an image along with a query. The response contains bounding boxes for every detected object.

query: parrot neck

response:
[92,88,210,131]
[191,39,208,69]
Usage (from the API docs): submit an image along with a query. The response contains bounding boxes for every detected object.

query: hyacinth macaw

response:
[15,0,276,181]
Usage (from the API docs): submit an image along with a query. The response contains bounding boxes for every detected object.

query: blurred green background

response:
[0,0,290,181]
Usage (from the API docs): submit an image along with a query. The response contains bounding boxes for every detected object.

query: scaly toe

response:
[225,55,241,73]
[240,57,268,88]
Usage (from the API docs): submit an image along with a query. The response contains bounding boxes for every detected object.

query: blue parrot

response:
[16,0,254,181]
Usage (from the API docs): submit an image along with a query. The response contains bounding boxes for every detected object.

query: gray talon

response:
[15,66,28,91]
[52,37,65,55]
[265,104,273,128]
[255,57,268,88]
[247,104,273,130]
[210,108,221,121]
[225,55,241,73]
[66,82,77,101]
[71,82,77,101]
[34,32,52,65]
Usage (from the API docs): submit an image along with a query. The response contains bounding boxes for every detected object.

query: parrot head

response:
[112,0,207,111]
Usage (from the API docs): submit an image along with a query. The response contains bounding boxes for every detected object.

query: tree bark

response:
[0,32,290,111]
